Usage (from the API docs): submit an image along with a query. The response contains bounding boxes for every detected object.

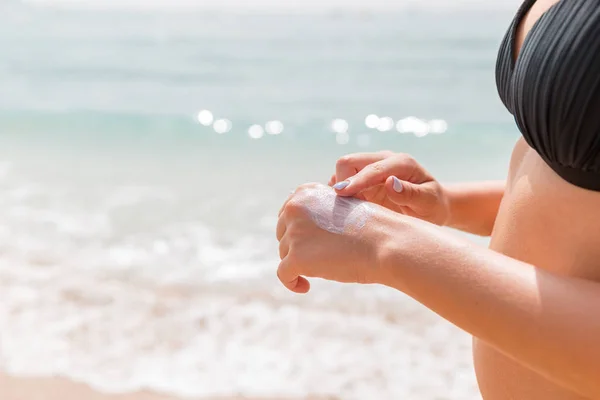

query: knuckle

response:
[378,150,395,158]
[278,255,300,279]
[285,197,301,214]
[278,241,290,259]
[284,198,304,214]
[277,268,291,284]
[366,162,386,177]
[284,249,298,264]
[394,153,420,181]
[336,154,355,168]
[396,152,416,164]
[296,182,321,192]
[403,185,415,201]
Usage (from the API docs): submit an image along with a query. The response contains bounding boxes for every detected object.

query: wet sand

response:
[0,374,337,400]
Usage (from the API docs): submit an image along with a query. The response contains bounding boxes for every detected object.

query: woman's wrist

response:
[367,209,417,289]
[440,181,505,236]
[443,184,465,229]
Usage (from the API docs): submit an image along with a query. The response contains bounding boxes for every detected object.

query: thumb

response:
[384,176,426,208]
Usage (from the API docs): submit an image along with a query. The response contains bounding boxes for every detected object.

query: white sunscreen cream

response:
[301,186,374,234]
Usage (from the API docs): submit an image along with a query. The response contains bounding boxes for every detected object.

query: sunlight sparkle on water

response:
[213,119,232,134]
[377,117,394,132]
[365,114,379,129]
[414,119,430,137]
[396,117,421,133]
[428,119,448,134]
[195,110,446,138]
[248,124,265,139]
[196,110,214,126]
[331,118,349,133]
[265,120,284,135]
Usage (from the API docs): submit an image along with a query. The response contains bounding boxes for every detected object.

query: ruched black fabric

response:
[496,0,600,190]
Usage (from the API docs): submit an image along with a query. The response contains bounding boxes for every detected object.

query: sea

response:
[0,0,523,399]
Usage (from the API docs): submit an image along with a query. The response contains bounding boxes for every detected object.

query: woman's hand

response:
[276,182,388,294]
[328,151,450,226]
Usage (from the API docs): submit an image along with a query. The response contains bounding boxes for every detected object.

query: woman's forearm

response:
[444,180,505,236]
[377,215,600,398]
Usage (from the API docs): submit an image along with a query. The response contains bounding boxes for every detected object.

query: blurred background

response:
[0,0,522,399]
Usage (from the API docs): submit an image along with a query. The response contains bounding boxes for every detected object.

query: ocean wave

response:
[0,258,478,399]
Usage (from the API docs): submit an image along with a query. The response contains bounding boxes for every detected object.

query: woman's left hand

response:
[276,182,389,293]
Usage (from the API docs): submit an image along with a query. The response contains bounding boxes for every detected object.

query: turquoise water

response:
[0,2,521,399]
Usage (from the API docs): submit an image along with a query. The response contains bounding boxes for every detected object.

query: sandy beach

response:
[0,374,337,400]
[0,374,178,400]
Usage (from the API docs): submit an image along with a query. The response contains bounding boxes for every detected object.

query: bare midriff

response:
[473,137,600,400]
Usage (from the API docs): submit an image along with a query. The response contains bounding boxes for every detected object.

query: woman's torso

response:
[476,138,600,400]
[476,0,600,398]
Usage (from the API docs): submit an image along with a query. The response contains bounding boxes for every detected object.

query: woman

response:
[276,0,600,399]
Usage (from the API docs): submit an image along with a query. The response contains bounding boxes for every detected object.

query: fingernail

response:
[392,177,403,193]
[333,180,350,190]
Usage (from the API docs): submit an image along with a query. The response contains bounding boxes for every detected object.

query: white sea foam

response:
[0,160,481,399]
[0,261,478,399]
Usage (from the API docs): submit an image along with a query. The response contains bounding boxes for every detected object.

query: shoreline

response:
[0,373,337,400]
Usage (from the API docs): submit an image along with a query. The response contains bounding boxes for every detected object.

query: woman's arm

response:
[329,151,506,236]
[377,215,600,398]
[277,182,598,397]
[443,180,505,236]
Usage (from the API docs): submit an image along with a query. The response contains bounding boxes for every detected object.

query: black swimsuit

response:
[496,0,600,190]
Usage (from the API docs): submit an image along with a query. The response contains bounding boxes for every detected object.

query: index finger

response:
[336,156,416,196]
[335,152,391,183]
[277,257,310,294]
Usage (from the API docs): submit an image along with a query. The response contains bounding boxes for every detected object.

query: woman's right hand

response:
[328,151,451,226]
